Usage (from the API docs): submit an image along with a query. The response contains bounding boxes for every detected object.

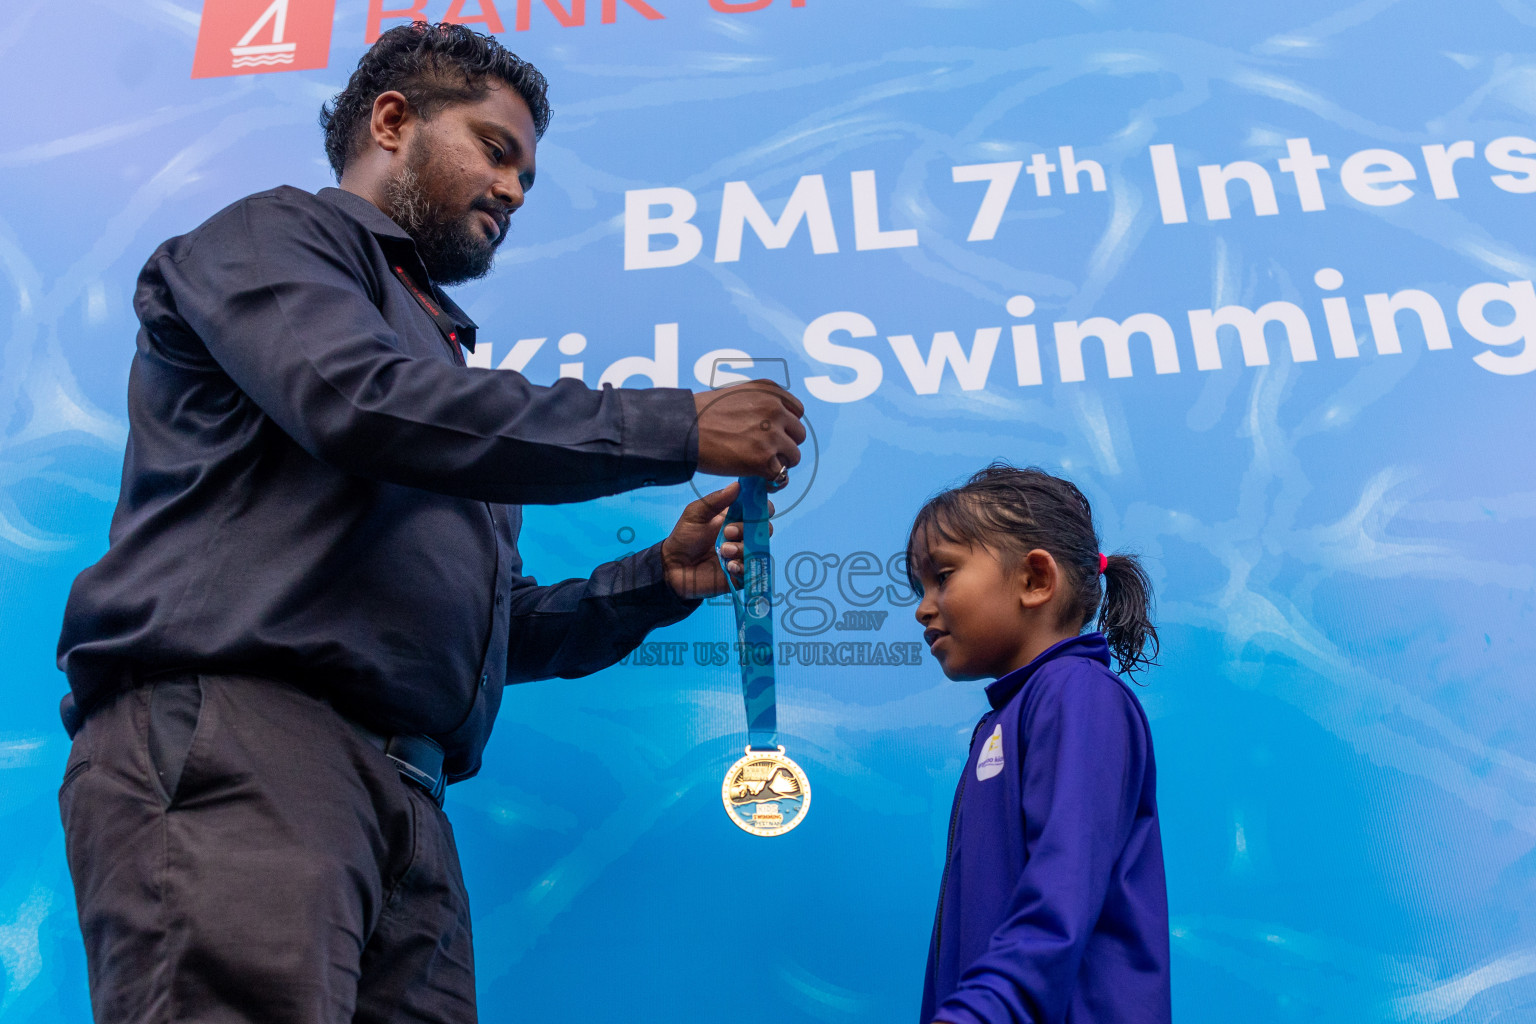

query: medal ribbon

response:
[721,476,777,751]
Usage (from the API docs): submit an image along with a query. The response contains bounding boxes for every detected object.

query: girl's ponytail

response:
[1099,553,1159,678]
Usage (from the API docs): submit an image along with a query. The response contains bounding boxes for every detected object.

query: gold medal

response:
[721,746,811,837]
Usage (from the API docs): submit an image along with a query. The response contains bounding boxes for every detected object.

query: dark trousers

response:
[58,674,477,1024]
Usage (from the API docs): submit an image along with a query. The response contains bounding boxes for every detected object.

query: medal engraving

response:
[721,746,811,837]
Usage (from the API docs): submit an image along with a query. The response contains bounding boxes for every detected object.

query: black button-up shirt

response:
[58,186,699,779]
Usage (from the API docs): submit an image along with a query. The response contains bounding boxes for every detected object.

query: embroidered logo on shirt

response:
[976,723,1005,781]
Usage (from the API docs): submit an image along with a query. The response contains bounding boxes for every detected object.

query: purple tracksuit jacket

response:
[921,633,1171,1024]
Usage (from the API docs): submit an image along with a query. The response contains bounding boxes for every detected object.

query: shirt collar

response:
[318,186,413,242]
[317,187,480,351]
[984,632,1112,710]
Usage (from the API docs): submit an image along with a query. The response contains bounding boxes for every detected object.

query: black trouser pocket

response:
[148,677,203,807]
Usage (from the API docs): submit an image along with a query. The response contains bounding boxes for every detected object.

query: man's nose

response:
[493,174,524,212]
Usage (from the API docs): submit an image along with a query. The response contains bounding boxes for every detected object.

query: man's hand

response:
[661,481,773,600]
[693,380,806,481]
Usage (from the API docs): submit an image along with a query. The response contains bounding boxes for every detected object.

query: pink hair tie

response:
[1097,552,1108,575]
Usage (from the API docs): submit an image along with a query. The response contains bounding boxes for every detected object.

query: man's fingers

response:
[692,481,740,520]
[719,503,775,530]
[721,524,770,555]
[776,444,802,470]
[692,378,810,481]
[775,388,805,419]
[730,379,805,422]
[751,379,804,419]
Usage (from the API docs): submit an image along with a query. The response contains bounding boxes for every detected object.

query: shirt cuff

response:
[621,542,702,623]
[613,386,698,487]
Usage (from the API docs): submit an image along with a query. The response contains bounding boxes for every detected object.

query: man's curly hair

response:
[319,22,551,180]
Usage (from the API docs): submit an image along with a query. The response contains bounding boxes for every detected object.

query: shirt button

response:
[642,479,657,487]
[480,673,489,690]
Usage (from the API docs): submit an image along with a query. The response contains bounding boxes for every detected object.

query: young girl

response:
[910,463,1170,1024]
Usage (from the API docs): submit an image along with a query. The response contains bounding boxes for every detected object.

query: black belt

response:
[351,725,448,807]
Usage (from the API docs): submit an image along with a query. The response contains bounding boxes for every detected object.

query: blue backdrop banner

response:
[3,0,1535,1021]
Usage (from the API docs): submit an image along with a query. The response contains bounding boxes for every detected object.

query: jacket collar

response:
[317,187,480,351]
[984,632,1112,710]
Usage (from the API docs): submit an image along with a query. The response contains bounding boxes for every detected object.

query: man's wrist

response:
[644,541,705,610]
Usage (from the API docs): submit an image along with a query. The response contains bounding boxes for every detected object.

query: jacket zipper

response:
[931,711,994,957]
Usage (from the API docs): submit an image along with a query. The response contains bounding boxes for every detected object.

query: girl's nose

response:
[915,595,934,625]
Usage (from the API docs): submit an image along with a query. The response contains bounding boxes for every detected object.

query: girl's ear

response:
[1017,548,1058,610]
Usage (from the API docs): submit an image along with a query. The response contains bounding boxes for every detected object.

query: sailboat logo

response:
[191,0,334,80]
[230,0,296,69]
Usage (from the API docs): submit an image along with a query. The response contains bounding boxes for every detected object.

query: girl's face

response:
[911,529,1037,681]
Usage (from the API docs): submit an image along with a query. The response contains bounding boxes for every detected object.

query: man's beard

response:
[383,138,502,286]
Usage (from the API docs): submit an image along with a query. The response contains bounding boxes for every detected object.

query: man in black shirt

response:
[56,23,804,1024]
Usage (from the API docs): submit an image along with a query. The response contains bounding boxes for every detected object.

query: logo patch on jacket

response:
[976,723,1005,781]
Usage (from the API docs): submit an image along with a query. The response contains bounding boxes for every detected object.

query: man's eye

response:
[484,140,504,162]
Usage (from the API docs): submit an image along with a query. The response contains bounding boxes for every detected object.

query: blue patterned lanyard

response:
[720,476,777,750]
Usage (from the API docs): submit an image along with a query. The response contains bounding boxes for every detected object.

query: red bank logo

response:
[192,0,336,79]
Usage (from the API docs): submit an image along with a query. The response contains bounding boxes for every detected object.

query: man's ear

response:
[1017,548,1058,610]
[369,91,413,155]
